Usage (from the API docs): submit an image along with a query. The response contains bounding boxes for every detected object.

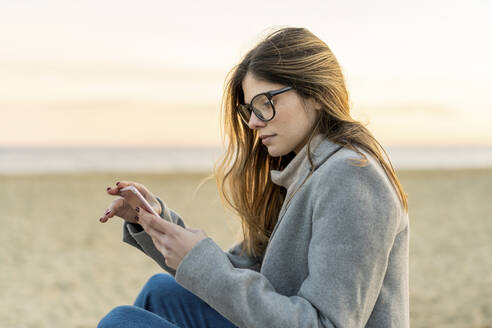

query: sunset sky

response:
[1,0,491,148]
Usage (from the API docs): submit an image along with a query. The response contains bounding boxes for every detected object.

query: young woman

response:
[97,27,410,328]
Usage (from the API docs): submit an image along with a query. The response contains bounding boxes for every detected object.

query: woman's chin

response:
[266,145,289,158]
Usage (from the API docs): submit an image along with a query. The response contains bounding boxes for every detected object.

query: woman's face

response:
[241,71,321,157]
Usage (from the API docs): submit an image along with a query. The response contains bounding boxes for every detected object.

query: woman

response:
[97,26,410,328]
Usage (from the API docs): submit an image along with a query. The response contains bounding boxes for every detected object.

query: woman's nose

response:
[247,111,267,130]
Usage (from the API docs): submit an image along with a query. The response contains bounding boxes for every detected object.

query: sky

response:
[0,0,491,147]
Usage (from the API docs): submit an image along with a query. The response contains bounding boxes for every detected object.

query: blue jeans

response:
[98,273,238,328]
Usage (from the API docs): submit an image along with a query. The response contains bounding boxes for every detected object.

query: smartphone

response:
[119,186,160,217]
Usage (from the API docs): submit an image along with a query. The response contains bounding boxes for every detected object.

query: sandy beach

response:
[1,169,491,327]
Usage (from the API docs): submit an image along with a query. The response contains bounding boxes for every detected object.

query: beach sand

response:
[0,169,491,327]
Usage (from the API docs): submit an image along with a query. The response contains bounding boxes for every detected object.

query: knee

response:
[142,273,178,296]
[138,273,193,305]
[97,305,136,328]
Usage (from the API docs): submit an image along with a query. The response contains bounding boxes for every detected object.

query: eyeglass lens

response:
[239,94,273,123]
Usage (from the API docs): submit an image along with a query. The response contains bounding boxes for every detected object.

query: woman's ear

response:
[309,97,322,111]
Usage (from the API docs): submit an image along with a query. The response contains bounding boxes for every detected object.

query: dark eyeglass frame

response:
[237,86,293,124]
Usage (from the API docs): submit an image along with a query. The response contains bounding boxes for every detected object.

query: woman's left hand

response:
[136,206,208,270]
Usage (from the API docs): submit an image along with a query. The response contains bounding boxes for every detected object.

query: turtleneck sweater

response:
[270,132,326,190]
[269,133,334,220]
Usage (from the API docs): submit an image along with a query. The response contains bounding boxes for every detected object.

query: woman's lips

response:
[261,135,275,144]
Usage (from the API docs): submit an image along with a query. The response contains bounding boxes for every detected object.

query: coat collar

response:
[270,133,343,190]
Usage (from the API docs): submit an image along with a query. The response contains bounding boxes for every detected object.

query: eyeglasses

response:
[237,86,293,125]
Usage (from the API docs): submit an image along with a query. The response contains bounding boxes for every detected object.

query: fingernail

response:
[135,207,139,212]
[116,182,120,186]
[106,187,111,191]
[135,215,139,221]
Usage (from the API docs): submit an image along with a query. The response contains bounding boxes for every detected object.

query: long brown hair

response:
[198,26,408,259]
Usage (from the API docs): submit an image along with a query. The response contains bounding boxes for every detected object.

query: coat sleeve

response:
[122,197,263,276]
[122,196,185,276]
[225,240,263,272]
[173,158,401,328]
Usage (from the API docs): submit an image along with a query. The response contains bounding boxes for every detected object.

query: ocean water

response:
[1,146,492,174]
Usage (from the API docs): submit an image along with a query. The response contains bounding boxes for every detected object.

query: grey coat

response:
[122,133,410,327]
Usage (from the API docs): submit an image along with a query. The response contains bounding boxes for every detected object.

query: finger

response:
[144,224,165,242]
[107,180,143,196]
[106,185,122,195]
[138,213,167,241]
[150,235,170,258]
[99,198,125,222]
[99,206,113,222]
[137,207,159,230]
[139,207,177,235]
[113,180,141,190]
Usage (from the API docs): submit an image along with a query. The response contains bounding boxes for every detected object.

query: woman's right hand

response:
[99,181,162,225]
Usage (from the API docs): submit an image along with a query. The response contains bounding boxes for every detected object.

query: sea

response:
[1,145,492,174]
